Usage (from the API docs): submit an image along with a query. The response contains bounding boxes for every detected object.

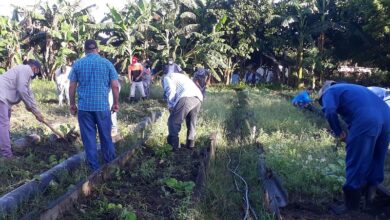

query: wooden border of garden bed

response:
[0,110,162,218]
[258,142,288,220]
[193,132,217,201]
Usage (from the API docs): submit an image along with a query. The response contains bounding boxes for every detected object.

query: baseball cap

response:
[84,39,98,50]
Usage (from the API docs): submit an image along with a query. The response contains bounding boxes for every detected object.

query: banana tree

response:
[17,0,95,79]
[0,16,23,72]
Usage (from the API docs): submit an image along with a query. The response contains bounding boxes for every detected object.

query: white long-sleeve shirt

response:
[163,72,203,109]
[0,65,39,113]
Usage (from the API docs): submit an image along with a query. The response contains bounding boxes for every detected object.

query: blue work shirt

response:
[321,83,390,139]
[292,90,312,105]
[68,53,118,111]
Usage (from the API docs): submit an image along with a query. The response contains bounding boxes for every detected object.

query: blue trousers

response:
[78,111,116,171]
[344,129,390,190]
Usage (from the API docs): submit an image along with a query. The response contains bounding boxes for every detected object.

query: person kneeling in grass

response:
[292,86,314,109]
[0,59,44,159]
[163,72,203,151]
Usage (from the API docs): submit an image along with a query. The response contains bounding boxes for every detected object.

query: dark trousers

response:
[78,110,116,171]
[167,97,201,149]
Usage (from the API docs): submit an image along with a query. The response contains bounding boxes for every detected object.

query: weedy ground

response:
[0,79,166,219]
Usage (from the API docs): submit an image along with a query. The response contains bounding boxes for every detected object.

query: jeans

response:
[130,81,146,98]
[0,101,12,158]
[78,110,116,171]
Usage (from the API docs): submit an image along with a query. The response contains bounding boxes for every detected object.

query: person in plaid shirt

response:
[68,39,120,171]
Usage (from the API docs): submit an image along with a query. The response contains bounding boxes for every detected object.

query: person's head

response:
[168,57,174,65]
[26,59,41,79]
[318,80,336,105]
[84,39,99,54]
[306,86,314,94]
[132,55,138,64]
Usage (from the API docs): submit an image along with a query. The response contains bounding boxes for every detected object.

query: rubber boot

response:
[129,97,135,103]
[362,184,377,210]
[167,135,180,151]
[330,188,361,215]
[185,140,195,149]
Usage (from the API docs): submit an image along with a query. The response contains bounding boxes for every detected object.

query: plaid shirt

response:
[69,53,118,111]
[163,72,203,109]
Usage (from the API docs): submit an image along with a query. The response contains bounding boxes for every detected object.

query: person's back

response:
[71,54,113,111]
[0,65,33,105]
[322,83,390,138]
[367,86,387,99]
[292,90,311,105]
[193,68,208,90]
[163,72,203,109]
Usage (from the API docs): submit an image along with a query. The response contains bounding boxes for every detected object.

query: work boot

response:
[330,188,361,215]
[167,135,180,152]
[362,184,377,210]
[185,140,195,149]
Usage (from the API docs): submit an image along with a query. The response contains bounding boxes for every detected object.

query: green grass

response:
[190,86,346,219]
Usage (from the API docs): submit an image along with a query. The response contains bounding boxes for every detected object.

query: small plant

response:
[139,158,156,179]
[164,178,195,195]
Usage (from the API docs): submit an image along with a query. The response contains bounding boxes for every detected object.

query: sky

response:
[0,0,127,21]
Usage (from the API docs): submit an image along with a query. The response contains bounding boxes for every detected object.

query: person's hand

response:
[70,104,78,116]
[34,112,44,123]
[111,104,119,113]
[339,131,347,142]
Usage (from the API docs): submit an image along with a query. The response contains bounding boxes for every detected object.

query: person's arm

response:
[16,71,43,122]
[111,80,120,112]
[302,91,313,104]
[176,64,182,73]
[322,93,342,137]
[163,76,176,110]
[69,81,77,115]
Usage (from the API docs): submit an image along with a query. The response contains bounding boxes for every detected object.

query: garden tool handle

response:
[41,119,66,139]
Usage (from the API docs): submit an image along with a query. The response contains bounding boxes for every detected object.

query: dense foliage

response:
[0,0,388,86]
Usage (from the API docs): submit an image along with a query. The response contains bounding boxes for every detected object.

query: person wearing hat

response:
[68,39,120,171]
[163,57,182,75]
[128,55,146,102]
[0,59,44,158]
[318,81,390,214]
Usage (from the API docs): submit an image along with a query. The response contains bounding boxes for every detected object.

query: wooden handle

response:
[42,120,66,139]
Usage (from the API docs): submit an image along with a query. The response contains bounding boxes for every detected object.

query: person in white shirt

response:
[163,72,203,151]
[0,60,44,158]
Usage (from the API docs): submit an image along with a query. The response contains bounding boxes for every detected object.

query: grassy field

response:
[3,81,388,219]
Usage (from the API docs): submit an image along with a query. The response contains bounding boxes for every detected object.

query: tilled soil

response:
[62,145,202,220]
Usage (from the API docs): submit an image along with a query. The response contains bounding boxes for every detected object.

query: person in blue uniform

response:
[292,87,314,108]
[318,81,390,214]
